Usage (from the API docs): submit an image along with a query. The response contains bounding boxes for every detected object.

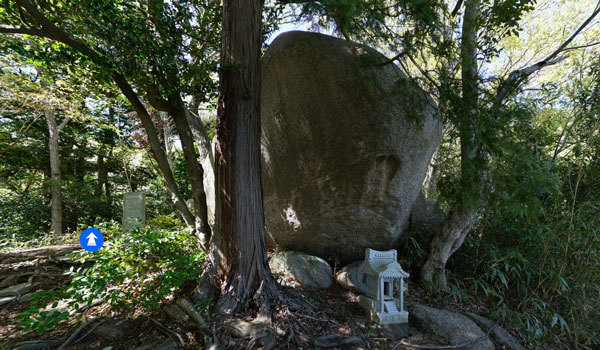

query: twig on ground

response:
[295,313,329,323]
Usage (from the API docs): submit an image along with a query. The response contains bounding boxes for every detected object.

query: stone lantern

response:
[358,248,409,324]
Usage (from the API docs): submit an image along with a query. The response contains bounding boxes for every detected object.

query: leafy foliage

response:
[18,223,204,333]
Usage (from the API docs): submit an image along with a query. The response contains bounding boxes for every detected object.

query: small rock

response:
[313,334,365,348]
[409,304,494,350]
[94,324,124,341]
[224,319,276,349]
[165,304,194,327]
[19,293,34,303]
[464,312,524,350]
[269,251,332,289]
[0,282,32,297]
[0,295,16,305]
[224,319,268,338]
[55,255,78,264]
[0,274,18,288]
[335,261,367,294]
[13,339,62,350]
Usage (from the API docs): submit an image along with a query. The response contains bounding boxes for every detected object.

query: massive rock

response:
[261,31,442,262]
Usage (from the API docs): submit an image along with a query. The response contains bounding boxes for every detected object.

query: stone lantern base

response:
[359,295,409,324]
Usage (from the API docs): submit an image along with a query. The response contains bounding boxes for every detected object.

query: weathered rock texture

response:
[269,251,332,289]
[409,304,494,350]
[464,312,524,350]
[261,31,442,262]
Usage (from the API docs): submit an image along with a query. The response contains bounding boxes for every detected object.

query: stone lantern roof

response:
[359,248,410,279]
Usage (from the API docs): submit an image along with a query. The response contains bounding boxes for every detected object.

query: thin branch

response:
[0,25,45,36]
[451,0,464,17]
[562,41,600,52]
[377,48,409,67]
[496,1,600,105]
[541,0,600,63]
[57,117,70,131]
[407,53,440,90]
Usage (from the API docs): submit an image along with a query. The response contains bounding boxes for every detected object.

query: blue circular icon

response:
[80,227,104,252]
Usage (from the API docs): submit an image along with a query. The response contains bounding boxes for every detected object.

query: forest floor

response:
[0,245,520,350]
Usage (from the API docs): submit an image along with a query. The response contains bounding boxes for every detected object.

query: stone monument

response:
[358,248,409,324]
[123,192,146,232]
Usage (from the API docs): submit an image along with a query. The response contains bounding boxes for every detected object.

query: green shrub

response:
[18,222,205,333]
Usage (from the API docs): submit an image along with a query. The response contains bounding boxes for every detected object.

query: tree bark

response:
[209,0,276,316]
[45,109,69,236]
[168,99,212,247]
[420,0,483,292]
[95,152,106,197]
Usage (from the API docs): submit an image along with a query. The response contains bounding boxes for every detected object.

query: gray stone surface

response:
[165,304,194,328]
[465,312,524,350]
[123,192,146,231]
[408,304,494,350]
[269,251,332,289]
[335,261,367,294]
[13,340,62,350]
[0,295,16,305]
[0,282,31,297]
[19,293,33,303]
[313,334,365,348]
[408,192,444,234]
[94,324,124,341]
[261,31,442,263]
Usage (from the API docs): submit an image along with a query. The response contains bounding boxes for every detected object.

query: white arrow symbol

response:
[86,232,98,247]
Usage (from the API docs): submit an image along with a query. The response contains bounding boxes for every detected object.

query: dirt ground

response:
[0,245,514,350]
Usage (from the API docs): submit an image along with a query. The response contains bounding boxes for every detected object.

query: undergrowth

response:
[17,222,205,334]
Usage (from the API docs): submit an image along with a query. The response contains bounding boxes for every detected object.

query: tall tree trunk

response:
[420,0,484,292]
[168,100,212,247]
[111,73,196,228]
[209,0,276,316]
[45,109,69,236]
[96,151,106,197]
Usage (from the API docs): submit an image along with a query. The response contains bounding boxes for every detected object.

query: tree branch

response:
[57,117,70,131]
[14,0,105,63]
[407,53,440,90]
[451,0,464,17]
[0,25,45,36]
[377,48,409,67]
[496,1,600,105]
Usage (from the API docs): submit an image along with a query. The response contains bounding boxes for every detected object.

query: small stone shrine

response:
[358,248,409,324]
[123,191,146,232]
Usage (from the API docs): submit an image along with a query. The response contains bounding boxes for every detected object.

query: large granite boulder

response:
[261,31,442,262]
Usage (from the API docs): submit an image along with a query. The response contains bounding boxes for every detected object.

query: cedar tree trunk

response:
[212,0,276,315]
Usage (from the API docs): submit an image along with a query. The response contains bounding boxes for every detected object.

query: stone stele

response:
[123,192,146,232]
